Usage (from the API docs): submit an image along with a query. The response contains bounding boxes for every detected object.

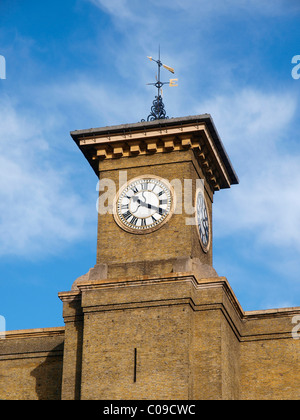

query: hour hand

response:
[132,196,151,209]
[132,196,165,214]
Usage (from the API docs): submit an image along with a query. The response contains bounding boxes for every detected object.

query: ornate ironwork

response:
[147,95,168,121]
[142,47,177,122]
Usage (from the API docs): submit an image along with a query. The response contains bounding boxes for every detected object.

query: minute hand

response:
[132,196,166,214]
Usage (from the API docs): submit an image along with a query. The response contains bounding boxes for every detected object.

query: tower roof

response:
[70,114,239,189]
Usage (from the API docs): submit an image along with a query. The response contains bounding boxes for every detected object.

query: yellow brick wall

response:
[0,328,64,400]
[80,305,191,400]
[241,336,300,399]
[1,278,299,400]
[74,275,242,400]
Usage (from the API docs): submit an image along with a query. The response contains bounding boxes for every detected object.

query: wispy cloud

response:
[0,98,94,258]
[204,88,300,253]
[89,0,300,19]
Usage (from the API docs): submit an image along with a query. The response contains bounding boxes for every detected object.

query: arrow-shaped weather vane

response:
[143,47,178,121]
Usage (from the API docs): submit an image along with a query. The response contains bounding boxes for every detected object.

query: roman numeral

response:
[130,215,138,225]
[158,190,164,196]
[151,215,157,222]
[201,231,208,245]
[121,204,129,210]
[122,210,132,220]
[141,182,148,190]
[141,218,147,227]
[159,199,168,205]
[131,186,138,194]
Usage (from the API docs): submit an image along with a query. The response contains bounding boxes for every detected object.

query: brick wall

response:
[0,327,64,400]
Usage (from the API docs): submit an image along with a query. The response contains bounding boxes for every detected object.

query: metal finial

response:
[142,47,178,122]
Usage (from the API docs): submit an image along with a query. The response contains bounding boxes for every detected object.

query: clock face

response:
[114,175,174,234]
[196,189,210,252]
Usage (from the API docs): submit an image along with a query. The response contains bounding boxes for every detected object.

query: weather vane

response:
[142,47,178,121]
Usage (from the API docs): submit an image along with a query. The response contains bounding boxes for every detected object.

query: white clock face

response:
[114,176,174,234]
[196,189,210,252]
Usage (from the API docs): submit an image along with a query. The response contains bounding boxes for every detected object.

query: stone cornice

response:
[1,326,65,340]
[60,272,300,342]
[70,115,239,192]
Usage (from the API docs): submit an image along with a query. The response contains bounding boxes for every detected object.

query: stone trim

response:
[3,326,65,340]
[71,116,239,191]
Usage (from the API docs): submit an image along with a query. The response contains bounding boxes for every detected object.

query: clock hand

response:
[132,196,166,214]
[131,195,144,213]
[131,204,141,213]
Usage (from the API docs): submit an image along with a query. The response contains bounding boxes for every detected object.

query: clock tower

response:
[59,114,239,400]
[71,115,238,285]
[1,113,299,400]
[1,49,299,400]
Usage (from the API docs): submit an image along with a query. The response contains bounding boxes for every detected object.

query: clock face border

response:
[195,187,211,253]
[113,174,176,235]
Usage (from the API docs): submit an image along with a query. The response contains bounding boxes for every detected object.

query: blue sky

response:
[0,0,300,331]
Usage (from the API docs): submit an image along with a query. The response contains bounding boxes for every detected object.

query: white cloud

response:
[199,89,296,147]
[89,0,300,23]
[0,99,94,258]
[204,88,300,253]
[88,0,136,21]
[35,76,151,126]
